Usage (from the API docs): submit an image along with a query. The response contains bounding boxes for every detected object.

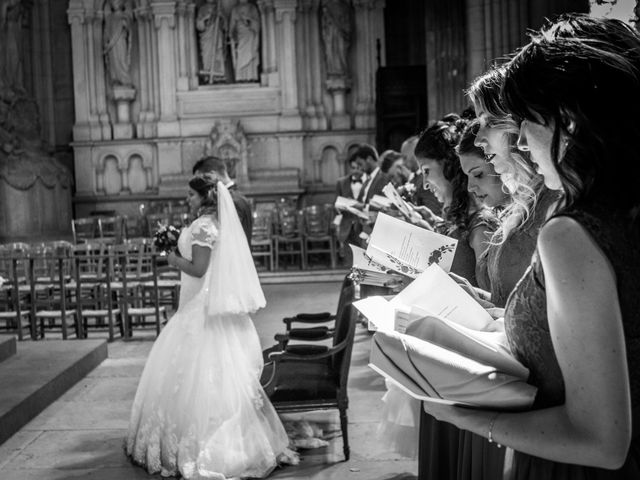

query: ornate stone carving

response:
[230,0,261,82]
[103,0,135,87]
[204,120,249,183]
[196,0,227,84]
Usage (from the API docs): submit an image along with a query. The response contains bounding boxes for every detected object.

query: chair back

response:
[97,216,125,243]
[145,212,172,237]
[276,206,302,238]
[73,242,109,279]
[303,205,331,237]
[251,209,273,240]
[72,217,98,244]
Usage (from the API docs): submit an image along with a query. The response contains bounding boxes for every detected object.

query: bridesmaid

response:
[412,114,498,480]
[420,14,640,479]
[413,114,498,287]
[468,67,560,309]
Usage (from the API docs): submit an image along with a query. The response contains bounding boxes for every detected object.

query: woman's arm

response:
[422,216,631,469]
[167,244,212,278]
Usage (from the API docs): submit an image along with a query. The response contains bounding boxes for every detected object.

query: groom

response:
[193,156,253,243]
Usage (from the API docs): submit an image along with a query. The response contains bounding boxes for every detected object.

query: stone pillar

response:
[152,1,180,137]
[67,0,111,141]
[175,0,189,91]
[274,0,302,130]
[112,86,136,139]
[308,0,327,130]
[297,0,326,130]
[258,0,278,86]
[134,2,156,138]
[352,0,384,130]
[186,1,199,89]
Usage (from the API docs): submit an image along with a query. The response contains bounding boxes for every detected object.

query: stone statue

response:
[320,0,352,79]
[196,0,227,84]
[229,0,260,82]
[0,0,24,92]
[103,0,133,87]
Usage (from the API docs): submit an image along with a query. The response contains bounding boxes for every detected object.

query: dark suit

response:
[358,170,391,204]
[226,183,253,244]
[336,175,356,199]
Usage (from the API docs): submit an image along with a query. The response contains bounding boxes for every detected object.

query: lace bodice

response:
[504,205,640,410]
[176,215,218,307]
[480,188,559,308]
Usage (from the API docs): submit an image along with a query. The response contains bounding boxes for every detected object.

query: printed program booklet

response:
[365,212,458,277]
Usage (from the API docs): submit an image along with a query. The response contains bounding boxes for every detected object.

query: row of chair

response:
[251,204,338,271]
[71,212,190,245]
[0,241,179,342]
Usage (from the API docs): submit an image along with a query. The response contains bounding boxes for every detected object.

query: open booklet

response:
[349,244,405,287]
[355,265,536,408]
[334,196,369,220]
[366,213,458,277]
[381,183,423,223]
[353,263,493,333]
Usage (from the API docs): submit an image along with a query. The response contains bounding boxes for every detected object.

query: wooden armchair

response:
[261,282,356,461]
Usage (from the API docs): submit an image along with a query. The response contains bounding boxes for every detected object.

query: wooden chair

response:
[122,215,146,239]
[29,252,79,339]
[113,250,167,338]
[73,252,122,341]
[72,217,98,244]
[97,216,125,244]
[0,255,32,340]
[250,208,274,271]
[261,282,356,461]
[273,206,305,270]
[302,204,337,269]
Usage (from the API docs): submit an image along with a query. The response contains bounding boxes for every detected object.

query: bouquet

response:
[397,181,417,203]
[153,223,181,255]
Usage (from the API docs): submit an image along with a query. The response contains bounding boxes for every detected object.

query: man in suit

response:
[334,153,364,260]
[353,144,390,205]
[192,156,253,243]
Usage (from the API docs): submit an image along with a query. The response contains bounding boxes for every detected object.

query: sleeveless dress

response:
[414,209,498,480]
[126,216,291,479]
[504,205,640,479]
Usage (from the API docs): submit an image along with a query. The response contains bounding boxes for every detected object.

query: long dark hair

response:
[188,176,218,216]
[415,114,470,231]
[502,14,640,217]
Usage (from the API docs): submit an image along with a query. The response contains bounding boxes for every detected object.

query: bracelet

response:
[488,412,502,448]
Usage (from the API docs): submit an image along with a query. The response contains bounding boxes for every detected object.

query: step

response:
[0,336,17,364]
[259,269,348,284]
[0,339,107,445]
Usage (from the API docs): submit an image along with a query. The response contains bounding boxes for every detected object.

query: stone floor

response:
[0,281,418,480]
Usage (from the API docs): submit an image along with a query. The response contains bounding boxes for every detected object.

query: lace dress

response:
[126,216,290,479]
[504,206,640,479]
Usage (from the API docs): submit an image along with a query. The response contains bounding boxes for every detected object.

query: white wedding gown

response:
[126,216,291,479]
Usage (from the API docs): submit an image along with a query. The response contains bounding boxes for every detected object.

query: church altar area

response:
[67,0,384,216]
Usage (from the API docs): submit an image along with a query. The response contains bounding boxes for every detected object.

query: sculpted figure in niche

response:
[196,0,227,84]
[320,0,352,79]
[229,0,260,82]
[103,0,133,87]
[0,0,24,93]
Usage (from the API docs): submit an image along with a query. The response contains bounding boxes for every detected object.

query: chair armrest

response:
[268,339,349,362]
[283,312,334,329]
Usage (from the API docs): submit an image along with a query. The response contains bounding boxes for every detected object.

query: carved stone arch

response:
[318,144,341,185]
[96,153,123,195]
[126,153,149,193]
[204,119,249,184]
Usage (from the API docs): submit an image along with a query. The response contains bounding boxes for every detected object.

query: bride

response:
[126,176,297,479]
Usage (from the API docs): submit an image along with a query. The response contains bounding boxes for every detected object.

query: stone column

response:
[151,0,180,137]
[186,1,199,89]
[134,1,156,138]
[308,0,327,130]
[175,0,189,91]
[274,0,302,130]
[257,0,278,86]
[67,2,91,141]
[297,0,315,128]
[352,0,384,130]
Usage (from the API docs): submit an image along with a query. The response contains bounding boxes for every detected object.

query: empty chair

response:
[250,208,274,271]
[0,255,32,340]
[72,217,98,244]
[261,282,357,460]
[302,204,337,269]
[97,216,125,244]
[273,205,305,270]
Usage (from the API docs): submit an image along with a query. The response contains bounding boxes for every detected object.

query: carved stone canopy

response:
[204,119,249,184]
